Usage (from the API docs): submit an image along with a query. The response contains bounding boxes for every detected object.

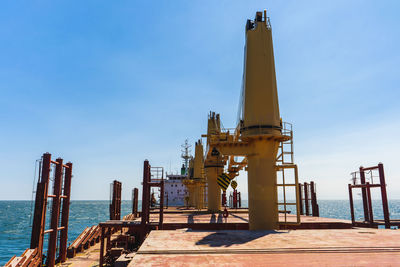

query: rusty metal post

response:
[59,162,73,262]
[132,188,139,218]
[159,179,164,229]
[141,160,150,226]
[234,190,238,209]
[348,184,355,225]
[238,192,241,208]
[110,181,116,220]
[233,189,237,209]
[222,191,226,207]
[31,153,51,256]
[110,183,115,220]
[100,227,105,267]
[310,181,319,217]
[106,228,111,251]
[114,182,118,220]
[366,182,374,225]
[116,181,121,220]
[378,163,390,229]
[359,167,370,222]
[298,183,304,215]
[304,182,310,216]
[110,180,122,220]
[47,158,63,267]
[310,182,315,215]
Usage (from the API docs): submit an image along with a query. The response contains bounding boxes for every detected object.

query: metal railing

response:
[150,167,164,182]
[277,122,294,165]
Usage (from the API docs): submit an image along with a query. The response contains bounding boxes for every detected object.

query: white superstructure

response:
[164,174,187,206]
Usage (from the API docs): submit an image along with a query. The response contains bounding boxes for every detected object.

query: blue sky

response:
[0,1,399,200]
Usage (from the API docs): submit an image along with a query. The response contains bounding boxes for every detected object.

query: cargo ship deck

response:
[56,209,399,267]
[131,228,400,266]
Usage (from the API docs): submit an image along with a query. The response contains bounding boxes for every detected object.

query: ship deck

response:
[62,210,400,267]
[145,208,353,229]
[130,228,400,266]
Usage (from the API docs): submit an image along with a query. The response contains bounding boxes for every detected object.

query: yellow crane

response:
[202,10,299,230]
[183,140,206,209]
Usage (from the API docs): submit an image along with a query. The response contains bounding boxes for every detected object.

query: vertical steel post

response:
[234,190,238,208]
[378,163,390,229]
[298,183,304,215]
[141,160,150,226]
[100,227,105,267]
[366,182,374,225]
[348,184,355,225]
[310,182,315,216]
[117,181,121,220]
[359,167,370,222]
[106,228,111,252]
[310,181,319,217]
[47,158,63,267]
[238,192,241,208]
[110,183,115,220]
[59,162,73,262]
[304,182,309,216]
[31,153,51,256]
[222,191,226,206]
[133,188,139,218]
[110,181,122,220]
[110,181,116,220]
[159,179,164,229]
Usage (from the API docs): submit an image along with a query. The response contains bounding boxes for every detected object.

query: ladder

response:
[276,122,300,226]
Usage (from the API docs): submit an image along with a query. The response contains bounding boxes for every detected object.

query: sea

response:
[1,199,400,266]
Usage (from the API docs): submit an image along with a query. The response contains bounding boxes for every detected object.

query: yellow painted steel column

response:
[205,112,223,212]
[193,186,198,208]
[188,184,195,207]
[247,140,279,230]
[193,140,205,209]
[242,12,280,133]
[241,11,282,230]
[205,165,222,212]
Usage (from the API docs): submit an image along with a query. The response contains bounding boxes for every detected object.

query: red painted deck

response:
[145,211,353,229]
[146,208,351,224]
[131,229,400,266]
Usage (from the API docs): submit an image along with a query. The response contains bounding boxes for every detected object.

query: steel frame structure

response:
[30,153,73,266]
[348,163,390,229]
[110,180,122,220]
[298,181,319,217]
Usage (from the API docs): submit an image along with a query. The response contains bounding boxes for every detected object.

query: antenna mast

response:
[181,139,191,175]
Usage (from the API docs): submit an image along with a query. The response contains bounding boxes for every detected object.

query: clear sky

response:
[0,1,399,201]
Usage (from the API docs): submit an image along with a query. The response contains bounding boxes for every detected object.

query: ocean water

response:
[1,199,400,265]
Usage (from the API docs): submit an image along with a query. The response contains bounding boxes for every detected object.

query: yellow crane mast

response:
[183,140,206,209]
[202,10,298,230]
